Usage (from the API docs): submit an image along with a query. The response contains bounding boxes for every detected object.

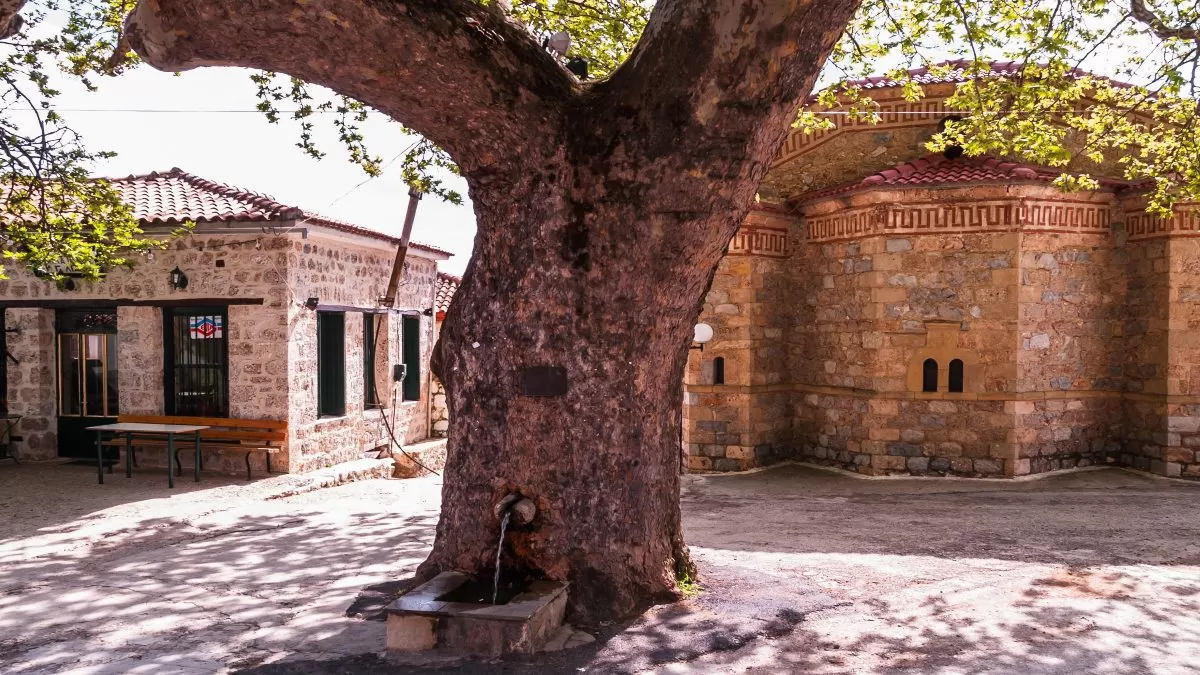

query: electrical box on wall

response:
[393,364,407,382]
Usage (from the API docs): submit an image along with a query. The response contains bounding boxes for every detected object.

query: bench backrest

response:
[117,415,287,444]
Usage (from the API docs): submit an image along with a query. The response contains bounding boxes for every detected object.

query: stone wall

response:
[1014,228,1125,473]
[5,309,56,459]
[1115,209,1200,478]
[684,207,792,471]
[787,186,1026,477]
[117,306,164,415]
[683,182,1200,480]
[285,233,439,471]
[429,374,449,438]
[0,225,444,473]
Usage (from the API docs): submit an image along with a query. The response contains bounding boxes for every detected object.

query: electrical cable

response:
[368,310,441,476]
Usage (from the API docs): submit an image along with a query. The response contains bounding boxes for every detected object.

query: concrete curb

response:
[689,459,1117,483]
[263,457,395,500]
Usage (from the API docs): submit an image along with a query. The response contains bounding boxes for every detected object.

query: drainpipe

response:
[382,187,424,307]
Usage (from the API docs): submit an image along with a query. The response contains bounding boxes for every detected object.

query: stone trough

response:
[385,571,568,657]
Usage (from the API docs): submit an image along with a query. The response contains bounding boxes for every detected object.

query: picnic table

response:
[88,423,209,488]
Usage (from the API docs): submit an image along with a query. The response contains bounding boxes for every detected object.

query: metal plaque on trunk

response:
[520,366,568,397]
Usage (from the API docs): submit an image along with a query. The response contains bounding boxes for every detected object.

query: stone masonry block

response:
[887,442,923,457]
[872,455,906,470]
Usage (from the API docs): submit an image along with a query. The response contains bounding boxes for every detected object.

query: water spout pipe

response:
[493,494,537,526]
[494,493,520,520]
[509,499,536,526]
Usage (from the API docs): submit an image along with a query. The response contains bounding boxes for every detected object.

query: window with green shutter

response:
[402,315,421,401]
[317,312,346,417]
[363,313,380,408]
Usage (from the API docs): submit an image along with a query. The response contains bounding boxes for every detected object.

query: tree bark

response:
[126,0,861,626]
[0,0,27,39]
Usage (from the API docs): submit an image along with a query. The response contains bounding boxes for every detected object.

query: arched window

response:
[949,359,964,393]
[713,357,725,385]
[922,358,938,392]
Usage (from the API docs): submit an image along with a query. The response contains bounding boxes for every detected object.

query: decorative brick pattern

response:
[1126,206,1200,240]
[806,198,1112,243]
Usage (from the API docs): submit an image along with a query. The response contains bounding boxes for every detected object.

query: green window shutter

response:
[317,312,346,416]
[363,313,378,407]
[402,315,421,401]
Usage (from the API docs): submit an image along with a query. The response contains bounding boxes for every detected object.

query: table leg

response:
[194,431,201,483]
[167,433,175,489]
[95,432,104,485]
[125,433,133,478]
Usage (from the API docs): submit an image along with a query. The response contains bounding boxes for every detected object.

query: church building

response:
[683,63,1200,479]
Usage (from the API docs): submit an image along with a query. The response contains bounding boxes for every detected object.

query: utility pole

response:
[382,187,423,307]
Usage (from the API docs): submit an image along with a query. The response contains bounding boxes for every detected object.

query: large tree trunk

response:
[423,162,723,626]
[124,0,862,628]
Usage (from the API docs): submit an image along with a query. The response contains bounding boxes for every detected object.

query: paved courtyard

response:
[2,461,1200,674]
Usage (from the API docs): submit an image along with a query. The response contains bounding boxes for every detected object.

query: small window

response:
[949,359,964,393]
[165,308,227,416]
[713,357,725,385]
[317,312,346,417]
[364,313,380,408]
[922,358,938,392]
[402,315,421,402]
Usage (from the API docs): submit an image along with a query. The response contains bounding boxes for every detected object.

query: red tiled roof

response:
[435,272,460,319]
[799,154,1076,202]
[837,60,1029,91]
[829,59,1128,93]
[108,168,451,257]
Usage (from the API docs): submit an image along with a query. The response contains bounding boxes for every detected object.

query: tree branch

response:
[124,0,577,171]
[588,0,862,207]
[1130,0,1200,41]
[0,0,27,40]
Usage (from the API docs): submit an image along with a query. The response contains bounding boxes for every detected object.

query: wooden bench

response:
[106,415,287,480]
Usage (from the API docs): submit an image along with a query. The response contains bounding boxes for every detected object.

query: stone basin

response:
[385,571,568,657]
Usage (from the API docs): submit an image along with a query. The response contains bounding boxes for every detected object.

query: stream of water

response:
[493,510,512,605]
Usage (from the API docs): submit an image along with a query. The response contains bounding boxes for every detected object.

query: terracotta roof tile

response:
[831,60,1124,92]
[798,154,1086,202]
[435,272,460,318]
[108,168,451,257]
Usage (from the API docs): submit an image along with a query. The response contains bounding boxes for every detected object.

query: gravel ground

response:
[2,461,1200,674]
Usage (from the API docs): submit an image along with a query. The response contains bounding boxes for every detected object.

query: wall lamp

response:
[169,266,188,290]
[690,323,714,351]
[305,297,320,310]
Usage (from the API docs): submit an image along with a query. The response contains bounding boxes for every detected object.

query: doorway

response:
[56,309,118,458]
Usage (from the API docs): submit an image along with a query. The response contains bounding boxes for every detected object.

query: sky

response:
[39,65,478,276]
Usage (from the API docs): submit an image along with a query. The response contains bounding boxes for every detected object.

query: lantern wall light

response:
[169,266,188,290]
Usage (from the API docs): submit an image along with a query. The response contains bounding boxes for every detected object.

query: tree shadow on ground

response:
[0,461,263,544]
[0,496,438,674]
[239,466,1200,674]
[237,562,1200,674]
[5,465,1200,674]
[723,565,1200,674]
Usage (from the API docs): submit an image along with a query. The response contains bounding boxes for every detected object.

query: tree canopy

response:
[4,0,1200,278]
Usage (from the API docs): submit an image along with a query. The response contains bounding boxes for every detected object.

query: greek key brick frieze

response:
[1126,209,1200,240]
[804,200,1111,243]
[727,226,789,257]
[773,99,952,168]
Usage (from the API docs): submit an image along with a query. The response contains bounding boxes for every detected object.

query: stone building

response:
[684,62,1200,480]
[427,272,460,438]
[2,168,450,474]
